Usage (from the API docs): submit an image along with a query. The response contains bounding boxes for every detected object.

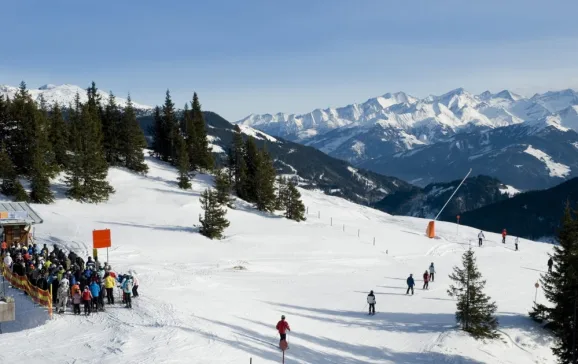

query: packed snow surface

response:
[523,145,571,178]
[0,156,556,363]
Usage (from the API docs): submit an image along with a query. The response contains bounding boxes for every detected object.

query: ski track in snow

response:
[0,155,557,363]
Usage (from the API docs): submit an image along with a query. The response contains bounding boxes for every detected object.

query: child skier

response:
[423,271,429,290]
[82,287,93,315]
[72,289,82,315]
[276,315,291,344]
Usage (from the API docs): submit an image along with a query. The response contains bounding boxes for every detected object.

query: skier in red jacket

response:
[502,229,507,244]
[276,315,291,343]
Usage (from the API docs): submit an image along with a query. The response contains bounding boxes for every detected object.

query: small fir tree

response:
[13,180,30,202]
[214,169,234,207]
[199,188,230,239]
[531,204,578,363]
[284,181,306,222]
[448,248,499,339]
[176,134,191,189]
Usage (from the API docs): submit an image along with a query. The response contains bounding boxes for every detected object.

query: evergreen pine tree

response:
[231,127,247,198]
[8,82,37,175]
[215,169,234,207]
[0,95,9,145]
[162,90,178,163]
[254,149,277,212]
[102,92,122,165]
[29,96,55,204]
[190,92,213,171]
[181,103,197,170]
[448,249,499,339]
[244,137,260,202]
[176,133,191,189]
[66,95,83,198]
[285,181,306,221]
[150,106,165,159]
[119,95,148,174]
[532,204,578,363]
[199,188,230,239]
[66,84,114,203]
[13,180,30,202]
[275,176,288,210]
[48,103,69,169]
[0,144,18,196]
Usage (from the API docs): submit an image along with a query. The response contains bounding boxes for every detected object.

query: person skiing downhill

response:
[423,271,430,290]
[367,290,376,315]
[548,257,553,273]
[515,237,519,251]
[478,231,485,247]
[428,263,436,282]
[406,274,415,295]
[502,229,507,244]
[276,315,291,344]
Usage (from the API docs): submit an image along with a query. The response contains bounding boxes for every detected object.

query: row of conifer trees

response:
[0,82,148,204]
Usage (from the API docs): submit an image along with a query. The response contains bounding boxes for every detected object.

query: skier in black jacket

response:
[367,290,376,315]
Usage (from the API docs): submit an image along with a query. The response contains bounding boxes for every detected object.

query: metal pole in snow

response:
[434,168,472,221]
[358,229,360,237]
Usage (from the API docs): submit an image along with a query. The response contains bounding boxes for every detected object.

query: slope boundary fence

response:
[0,263,53,319]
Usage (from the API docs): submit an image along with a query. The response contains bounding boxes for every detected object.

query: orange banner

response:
[93,229,111,249]
[1,263,53,314]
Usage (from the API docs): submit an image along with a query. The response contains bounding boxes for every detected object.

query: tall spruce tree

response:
[275,176,288,210]
[215,169,234,207]
[176,133,191,189]
[284,181,306,221]
[66,85,114,203]
[162,90,178,163]
[448,249,499,339]
[181,103,196,169]
[254,149,277,212]
[29,96,55,204]
[48,103,69,169]
[199,188,230,239]
[0,95,9,144]
[0,144,17,196]
[8,82,36,175]
[230,126,247,198]
[190,93,213,171]
[244,137,260,202]
[102,92,122,165]
[532,204,578,363]
[119,95,148,174]
[150,106,166,159]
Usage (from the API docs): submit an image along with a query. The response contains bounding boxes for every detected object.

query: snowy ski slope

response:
[0,156,555,364]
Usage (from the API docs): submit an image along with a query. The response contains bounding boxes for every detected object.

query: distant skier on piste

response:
[502,229,507,244]
[423,271,429,290]
[478,231,485,247]
[276,315,291,344]
[548,257,553,273]
[367,290,376,315]
[515,237,519,251]
[428,262,436,282]
[406,274,415,295]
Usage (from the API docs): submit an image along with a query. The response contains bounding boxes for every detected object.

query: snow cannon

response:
[426,221,435,238]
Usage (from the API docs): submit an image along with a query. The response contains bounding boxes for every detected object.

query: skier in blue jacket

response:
[89,281,101,311]
[406,274,415,295]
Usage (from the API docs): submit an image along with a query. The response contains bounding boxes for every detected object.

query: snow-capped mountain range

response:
[237,88,578,190]
[0,83,153,111]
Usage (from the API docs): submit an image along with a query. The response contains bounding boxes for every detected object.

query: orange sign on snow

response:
[93,229,111,249]
[279,340,288,352]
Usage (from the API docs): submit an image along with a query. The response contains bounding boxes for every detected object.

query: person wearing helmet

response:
[276,315,291,343]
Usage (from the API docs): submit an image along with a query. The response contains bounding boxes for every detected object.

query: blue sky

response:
[2,0,578,120]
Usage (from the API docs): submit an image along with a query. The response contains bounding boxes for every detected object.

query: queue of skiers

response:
[1,241,139,315]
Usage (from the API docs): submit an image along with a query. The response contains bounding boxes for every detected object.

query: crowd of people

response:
[1,240,139,315]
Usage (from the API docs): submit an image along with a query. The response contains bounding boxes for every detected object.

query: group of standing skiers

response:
[1,241,140,316]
